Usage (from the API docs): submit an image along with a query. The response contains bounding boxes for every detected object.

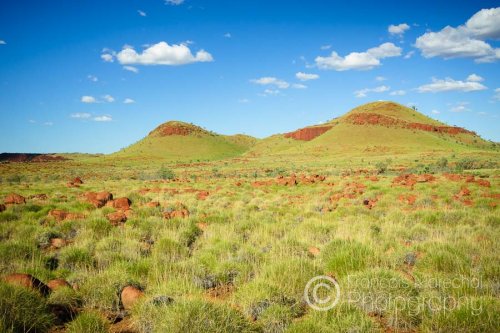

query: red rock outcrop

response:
[284,125,333,141]
[345,113,475,136]
[3,273,51,296]
[121,286,145,311]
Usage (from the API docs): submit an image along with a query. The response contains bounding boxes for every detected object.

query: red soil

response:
[345,113,475,135]
[284,125,333,141]
[149,122,204,137]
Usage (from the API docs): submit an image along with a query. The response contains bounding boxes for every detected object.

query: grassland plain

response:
[0,102,499,333]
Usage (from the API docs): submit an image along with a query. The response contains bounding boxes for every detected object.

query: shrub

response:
[158,166,175,180]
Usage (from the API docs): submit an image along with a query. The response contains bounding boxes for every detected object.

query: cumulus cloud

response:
[417,75,487,93]
[354,85,390,98]
[296,72,319,81]
[292,83,307,89]
[466,73,484,82]
[493,88,500,101]
[123,98,135,104]
[165,0,184,4]
[102,94,115,103]
[0,40,6,45]
[449,102,470,112]
[389,90,406,96]
[388,23,410,35]
[315,42,402,71]
[93,115,112,122]
[415,7,500,62]
[320,44,332,50]
[251,77,290,89]
[87,75,98,82]
[116,42,213,66]
[404,50,415,59]
[81,95,97,103]
[260,89,281,96]
[375,76,387,81]
[71,112,92,119]
[465,7,500,39]
[123,65,139,73]
[101,53,114,62]
[138,10,147,17]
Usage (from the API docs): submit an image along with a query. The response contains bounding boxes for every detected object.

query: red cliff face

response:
[284,125,333,141]
[345,113,475,136]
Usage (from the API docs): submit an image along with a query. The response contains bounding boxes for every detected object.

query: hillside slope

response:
[248,101,495,157]
[114,121,257,161]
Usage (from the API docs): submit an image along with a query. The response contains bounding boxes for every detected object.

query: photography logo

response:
[304,275,341,311]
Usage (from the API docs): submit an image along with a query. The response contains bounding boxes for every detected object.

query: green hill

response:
[248,101,495,157]
[114,121,257,161]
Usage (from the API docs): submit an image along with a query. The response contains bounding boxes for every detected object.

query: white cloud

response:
[315,42,402,71]
[81,95,97,103]
[238,98,250,103]
[0,40,6,45]
[261,89,281,96]
[251,77,290,89]
[320,44,332,50]
[138,10,147,17]
[93,115,112,122]
[71,112,92,119]
[389,90,406,96]
[375,76,387,81]
[415,8,500,63]
[43,122,53,126]
[116,41,213,66]
[493,88,500,101]
[465,7,500,39]
[87,75,98,82]
[102,95,115,103]
[431,109,440,114]
[101,53,114,62]
[354,85,390,98]
[292,83,307,89]
[449,102,470,112]
[466,73,483,82]
[28,119,36,124]
[404,51,415,59]
[417,75,487,93]
[123,98,135,104]
[388,23,410,35]
[165,0,184,5]
[123,65,139,73]
[224,33,232,38]
[296,72,319,81]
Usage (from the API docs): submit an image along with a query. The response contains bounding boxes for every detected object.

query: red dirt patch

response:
[3,273,51,296]
[121,286,145,311]
[399,194,417,205]
[47,209,84,222]
[106,211,128,225]
[283,125,333,141]
[4,193,26,205]
[345,112,475,135]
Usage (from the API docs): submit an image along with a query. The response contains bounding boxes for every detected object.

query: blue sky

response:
[0,0,499,153]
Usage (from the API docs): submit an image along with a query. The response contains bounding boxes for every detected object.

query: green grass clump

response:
[285,304,374,333]
[421,297,500,333]
[65,311,109,333]
[133,298,257,333]
[0,282,55,333]
[321,239,373,276]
